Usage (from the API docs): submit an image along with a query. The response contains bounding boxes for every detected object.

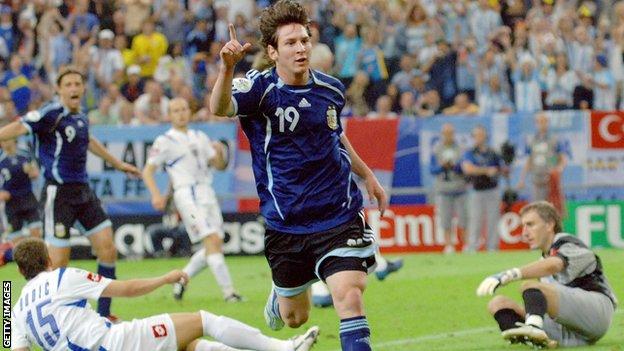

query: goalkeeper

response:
[476,201,617,349]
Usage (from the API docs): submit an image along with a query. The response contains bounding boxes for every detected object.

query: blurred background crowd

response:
[0,0,621,125]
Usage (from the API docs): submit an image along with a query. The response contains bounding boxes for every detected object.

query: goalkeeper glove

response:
[476,268,522,296]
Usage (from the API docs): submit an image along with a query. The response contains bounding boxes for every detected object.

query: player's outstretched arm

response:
[142,163,167,211]
[476,256,564,296]
[101,269,188,298]
[340,134,388,215]
[0,120,28,141]
[210,23,252,117]
[88,136,141,177]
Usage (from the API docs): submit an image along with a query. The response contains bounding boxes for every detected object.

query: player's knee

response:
[284,310,309,328]
[332,286,364,316]
[520,280,543,292]
[488,295,513,315]
[97,241,117,261]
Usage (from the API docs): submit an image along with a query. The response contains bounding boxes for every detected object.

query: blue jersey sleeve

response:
[231,70,267,117]
[20,103,62,134]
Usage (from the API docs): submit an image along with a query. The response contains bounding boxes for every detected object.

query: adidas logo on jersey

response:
[298,98,311,108]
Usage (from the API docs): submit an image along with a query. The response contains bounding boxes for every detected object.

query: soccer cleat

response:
[443,245,455,254]
[224,292,244,302]
[264,286,284,330]
[173,282,185,300]
[292,325,320,351]
[312,294,333,308]
[375,258,404,281]
[0,241,14,266]
[502,323,558,349]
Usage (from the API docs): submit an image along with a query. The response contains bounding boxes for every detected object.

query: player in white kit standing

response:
[143,97,242,302]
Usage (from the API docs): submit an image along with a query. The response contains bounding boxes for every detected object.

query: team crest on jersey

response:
[326,105,338,130]
[87,272,102,282]
[54,223,66,238]
[232,77,252,93]
[152,324,168,338]
[77,120,85,128]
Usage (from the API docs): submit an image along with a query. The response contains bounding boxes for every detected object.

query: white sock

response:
[194,339,241,351]
[375,251,388,272]
[525,314,544,329]
[184,248,208,278]
[200,310,290,351]
[311,281,330,297]
[206,253,235,297]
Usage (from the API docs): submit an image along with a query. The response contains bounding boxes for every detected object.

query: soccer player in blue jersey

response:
[210,1,387,350]
[0,137,41,266]
[0,66,141,322]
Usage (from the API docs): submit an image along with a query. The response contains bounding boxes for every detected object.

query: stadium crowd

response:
[0,0,620,125]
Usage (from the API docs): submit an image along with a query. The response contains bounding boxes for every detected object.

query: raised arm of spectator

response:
[210,24,251,117]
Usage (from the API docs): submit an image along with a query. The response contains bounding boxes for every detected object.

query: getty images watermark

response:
[2,281,10,348]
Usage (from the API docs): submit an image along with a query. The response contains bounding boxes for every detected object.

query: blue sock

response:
[97,262,116,317]
[5,247,13,262]
[339,316,372,351]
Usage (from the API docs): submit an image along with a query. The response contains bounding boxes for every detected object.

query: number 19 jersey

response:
[232,68,363,234]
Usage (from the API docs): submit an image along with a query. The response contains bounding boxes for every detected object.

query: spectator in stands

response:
[404,1,436,55]
[391,55,415,94]
[68,0,100,38]
[518,112,566,203]
[423,39,457,108]
[431,123,467,254]
[118,101,139,126]
[510,54,543,112]
[461,125,503,252]
[309,23,333,73]
[121,65,145,102]
[380,5,406,76]
[134,80,169,125]
[367,95,397,119]
[157,0,187,44]
[415,89,441,117]
[573,75,594,110]
[443,92,480,115]
[334,23,361,87]
[358,25,389,108]
[121,0,151,37]
[469,0,502,51]
[212,1,230,43]
[456,38,478,101]
[398,91,417,117]
[591,55,616,110]
[131,19,168,77]
[92,29,124,93]
[344,71,370,117]
[569,26,594,76]
[0,6,15,54]
[155,42,192,87]
[2,55,34,115]
[544,52,577,110]
[478,75,514,114]
[186,19,212,58]
[88,95,117,125]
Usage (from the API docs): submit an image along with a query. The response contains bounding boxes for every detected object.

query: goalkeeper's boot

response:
[264,285,284,330]
[375,259,404,281]
[502,323,558,349]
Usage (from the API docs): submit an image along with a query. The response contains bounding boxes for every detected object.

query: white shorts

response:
[100,314,178,351]
[174,184,224,243]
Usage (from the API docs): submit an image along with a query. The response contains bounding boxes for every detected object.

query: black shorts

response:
[4,192,41,238]
[264,212,376,295]
[41,182,111,247]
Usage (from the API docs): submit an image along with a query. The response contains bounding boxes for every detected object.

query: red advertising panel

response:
[366,203,529,253]
[590,111,624,149]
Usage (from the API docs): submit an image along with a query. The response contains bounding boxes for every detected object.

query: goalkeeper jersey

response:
[231,68,363,234]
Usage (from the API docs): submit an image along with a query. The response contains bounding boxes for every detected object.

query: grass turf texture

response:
[3,250,623,351]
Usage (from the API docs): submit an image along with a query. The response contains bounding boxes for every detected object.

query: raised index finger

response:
[228,23,237,41]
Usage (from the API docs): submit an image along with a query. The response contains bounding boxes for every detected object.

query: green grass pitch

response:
[3,250,623,351]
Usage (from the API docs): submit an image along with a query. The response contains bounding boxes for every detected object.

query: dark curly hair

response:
[258,0,310,50]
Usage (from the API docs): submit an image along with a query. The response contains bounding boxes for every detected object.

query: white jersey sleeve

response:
[10,310,31,350]
[146,135,171,167]
[198,131,217,161]
[58,268,113,300]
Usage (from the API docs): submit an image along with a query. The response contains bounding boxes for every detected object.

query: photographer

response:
[461,125,505,252]
[430,123,467,254]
